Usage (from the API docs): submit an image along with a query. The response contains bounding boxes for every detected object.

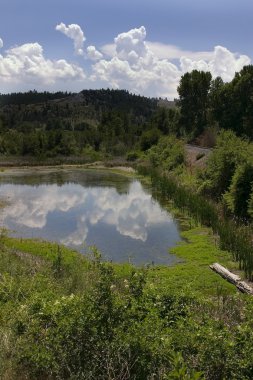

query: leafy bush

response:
[146,135,185,172]
[248,189,253,219]
[2,238,253,379]
[224,163,253,219]
[126,150,140,162]
[140,128,161,151]
[200,130,253,197]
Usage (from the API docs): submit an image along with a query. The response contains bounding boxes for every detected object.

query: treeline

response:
[144,66,253,222]
[0,89,158,157]
[177,65,253,140]
[0,90,71,106]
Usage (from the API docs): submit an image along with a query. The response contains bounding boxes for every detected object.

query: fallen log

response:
[236,281,253,295]
[210,263,253,295]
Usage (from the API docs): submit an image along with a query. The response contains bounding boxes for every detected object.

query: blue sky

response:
[0,0,252,98]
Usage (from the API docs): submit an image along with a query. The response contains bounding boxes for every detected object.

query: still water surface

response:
[0,169,181,265]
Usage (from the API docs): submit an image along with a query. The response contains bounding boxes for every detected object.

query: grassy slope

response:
[0,199,245,379]
[155,227,235,296]
[3,225,236,297]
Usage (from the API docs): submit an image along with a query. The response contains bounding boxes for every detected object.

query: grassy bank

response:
[3,224,236,299]
[150,227,236,296]
[1,229,253,379]
[147,169,253,281]
[0,154,133,169]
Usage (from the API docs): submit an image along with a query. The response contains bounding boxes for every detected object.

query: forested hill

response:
[0,91,72,106]
[0,89,157,113]
[0,89,159,157]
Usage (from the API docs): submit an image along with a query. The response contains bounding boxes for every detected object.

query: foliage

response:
[177,70,212,138]
[140,128,161,151]
[0,233,241,379]
[224,163,253,218]
[0,89,158,158]
[175,65,253,141]
[150,106,180,135]
[145,135,185,171]
[149,169,253,280]
[199,130,253,198]
[210,65,253,139]
[2,230,253,379]
[248,189,253,219]
[126,150,141,162]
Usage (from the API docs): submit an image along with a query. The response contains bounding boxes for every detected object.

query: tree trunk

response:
[210,263,253,295]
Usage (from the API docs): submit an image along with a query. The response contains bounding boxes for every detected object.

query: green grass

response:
[151,227,236,296]
[2,225,236,297]
[3,237,84,266]
[0,225,251,379]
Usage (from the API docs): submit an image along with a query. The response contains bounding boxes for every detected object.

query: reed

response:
[147,169,253,280]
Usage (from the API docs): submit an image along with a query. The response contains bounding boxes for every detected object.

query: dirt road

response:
[185,144,212,168]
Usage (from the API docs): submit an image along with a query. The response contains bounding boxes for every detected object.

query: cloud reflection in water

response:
[0,176,181,264]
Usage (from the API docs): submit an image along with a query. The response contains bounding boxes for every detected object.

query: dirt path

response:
[185,144,212,169]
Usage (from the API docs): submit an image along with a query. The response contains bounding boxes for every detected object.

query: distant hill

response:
[0,89,157,111]
[0,89,161,157]
[0,91,71,106]
[0,89,158,129]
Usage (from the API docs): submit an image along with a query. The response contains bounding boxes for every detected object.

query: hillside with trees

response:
[0,89,157,158]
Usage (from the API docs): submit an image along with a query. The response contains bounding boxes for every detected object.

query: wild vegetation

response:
[0,65,253,378]
[0,89,157,158]
[3,226,253,380]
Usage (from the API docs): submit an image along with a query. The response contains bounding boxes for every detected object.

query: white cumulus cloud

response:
[180,46,251,82]
[0,38,3,49]
[56,22,86,55]
[0,25,251,98]
[86,45,103,61]
[210,46,251,81]
[92,26,251,98]
[92,26,181,98]
[114,25,148,63]
[0,42,85,90]
[146,42,214,61]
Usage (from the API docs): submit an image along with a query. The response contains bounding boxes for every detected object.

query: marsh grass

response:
[148,169,253,280]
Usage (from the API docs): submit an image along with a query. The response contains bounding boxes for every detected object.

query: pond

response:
[0,168,181,265]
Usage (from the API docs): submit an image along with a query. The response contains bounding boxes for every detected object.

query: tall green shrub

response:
[200,130,252,197]
[146,135,185,172]
[224,163,253,218]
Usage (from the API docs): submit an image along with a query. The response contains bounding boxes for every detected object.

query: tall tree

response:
[210,65,253,139]
[177,70,212,137]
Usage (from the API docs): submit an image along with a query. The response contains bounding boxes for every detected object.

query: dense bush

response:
[2,241,253,379]
[199,130,253,198]
[149,170,253,279]
[0,89,158,158]
[140,128,161,151]
[145,135,185,171]
[224,163,253,219]
[0,246,206,380]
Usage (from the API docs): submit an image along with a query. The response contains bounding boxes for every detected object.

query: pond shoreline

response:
[0,164,245,293]
[0,163,136,177]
